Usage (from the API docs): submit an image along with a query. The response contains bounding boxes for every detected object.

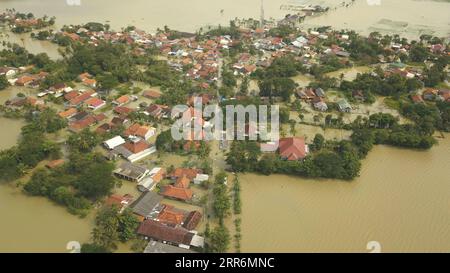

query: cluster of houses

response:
[295,87,352,113]
[0,11,50,30]
[104,190,204,252]
[108,161,208,252]
[411,88,450,104]
[296,87,328,112]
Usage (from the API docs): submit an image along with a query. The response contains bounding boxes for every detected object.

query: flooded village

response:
[0,0,449,253]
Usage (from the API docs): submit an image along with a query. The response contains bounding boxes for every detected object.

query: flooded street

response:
[239,135,450,252]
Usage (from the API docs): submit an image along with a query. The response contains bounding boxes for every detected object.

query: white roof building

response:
[103,136,126,150]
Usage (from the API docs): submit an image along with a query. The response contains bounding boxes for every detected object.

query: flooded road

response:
[239,135,450,252]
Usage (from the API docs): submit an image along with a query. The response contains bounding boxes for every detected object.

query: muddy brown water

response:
[0,0,448,39]
[0,0,449,252]
[239,135,450,252]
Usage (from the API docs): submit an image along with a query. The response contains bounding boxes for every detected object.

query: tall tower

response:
[260,0,265,28]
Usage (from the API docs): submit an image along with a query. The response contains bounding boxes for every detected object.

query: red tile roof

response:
[169,168,199,180]
[174,175,191,189]
[70,91,95,106]
[279,137,308,161]
[124,123,153,139]
[161,186,193,201]
[58,108,77,119]
[183,211,202,230]
[137,219,194,245]
[143,90,161,99]
[85,97,105,108]
[69,115,96,131]
[64,91,79,101]
[123,140,150,154]
[114,95,130,105]
[114,106,134,115]
[157,205,185,226]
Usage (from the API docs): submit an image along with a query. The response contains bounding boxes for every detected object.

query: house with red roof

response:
[85,97,106,110]
[58,108,78,119]
[160,185,193,201]
[174,175,191,189]
[68,115,97,132]
[114,106,134,116]
[105,194,134,213]
[82,78,97,88]
[143,89,161,99]
[157,205,185,226]
[69,91,96,107]
[168,168,200,180]
[124,123,156,140]
[114,138,156,162]
[113,95,131,106]
[278,137,309,161]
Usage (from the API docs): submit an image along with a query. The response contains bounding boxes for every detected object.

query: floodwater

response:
[0,91,92,253]
[0,184,93,252]
[0,29,62,60]
[0,0,448,39]
[239,135,450,253]
[0,0,449,253]
[0,117,24,150]
[0,117,93,253]
[325,66,373,81]
[303,0,450,39]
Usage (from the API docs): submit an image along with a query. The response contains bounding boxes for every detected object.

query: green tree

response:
[117,208,140,242]
[76,160,116,199]
[92,207,120,251]
[0,75,9,90]
[208,225,230,253]
[68,129,100,152]
[312,134,325,151]
[81,243,110,253]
